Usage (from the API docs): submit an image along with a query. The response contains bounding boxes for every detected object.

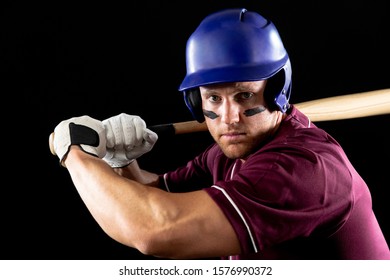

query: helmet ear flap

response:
[264,59,292,113]
[264,70,286,111]
[183,88,205,123]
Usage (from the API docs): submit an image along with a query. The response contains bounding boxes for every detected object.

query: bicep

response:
[149,189,241,259]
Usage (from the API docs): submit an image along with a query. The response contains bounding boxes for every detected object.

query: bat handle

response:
[48,121,208,156]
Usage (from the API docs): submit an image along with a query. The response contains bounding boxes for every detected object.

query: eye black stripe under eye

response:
[244,106,266,116]
[203,110,219,119]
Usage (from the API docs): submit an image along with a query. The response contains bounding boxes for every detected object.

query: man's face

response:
[200,80,284,159]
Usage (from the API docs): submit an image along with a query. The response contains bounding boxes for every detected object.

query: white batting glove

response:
[53,115,107,165]
[102,113,158,168]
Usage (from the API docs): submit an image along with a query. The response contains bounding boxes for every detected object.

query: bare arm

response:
[64,146,241,259]
[111,160,161,187]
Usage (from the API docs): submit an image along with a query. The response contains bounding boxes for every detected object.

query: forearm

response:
[64,146,160,249]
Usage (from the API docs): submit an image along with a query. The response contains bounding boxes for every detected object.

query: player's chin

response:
[220,142,252,159]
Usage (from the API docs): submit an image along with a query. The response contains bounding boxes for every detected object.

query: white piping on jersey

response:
[211,185,258,253]
[163,173,171,192]
[230,161,238,180]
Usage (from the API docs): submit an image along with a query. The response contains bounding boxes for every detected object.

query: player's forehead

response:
[200,80,266,95]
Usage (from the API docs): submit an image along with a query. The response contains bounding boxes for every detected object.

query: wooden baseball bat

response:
[49,88,390,155]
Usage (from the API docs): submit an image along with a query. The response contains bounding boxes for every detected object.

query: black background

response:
[1,0,389,259]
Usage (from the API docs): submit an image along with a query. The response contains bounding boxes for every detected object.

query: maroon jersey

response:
[159,105,390,259]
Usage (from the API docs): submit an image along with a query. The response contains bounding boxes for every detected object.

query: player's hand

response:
[53,115,107,166]
[102,113,158,168]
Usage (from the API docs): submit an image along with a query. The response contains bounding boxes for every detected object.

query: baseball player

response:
[52,8,390,259]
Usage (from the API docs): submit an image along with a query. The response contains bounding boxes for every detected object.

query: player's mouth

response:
[220,132,247,142]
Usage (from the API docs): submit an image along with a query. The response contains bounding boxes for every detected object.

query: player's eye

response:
[235,92,254,102]
[208,95,221,103]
